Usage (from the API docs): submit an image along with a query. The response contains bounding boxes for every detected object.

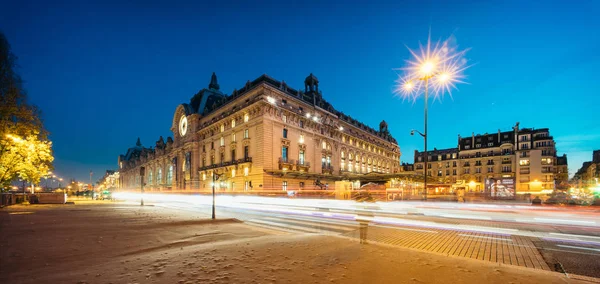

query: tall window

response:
[326,156,331,167]
[157,168,162,184]
[300,120,304,128]
[220,124,224,132]
[244,129,249,138]
[211,155,215,165]
[231,149,236,161]
[244,113,249,122]
[283,128,288,138]
[220,152,224,163]
[282,181,288,191]
[299,134,304,144]
[220,137,225,146]
[244,146,249,159]
[282,146,288,162]
[299,150,305,165]
[167,165,173,185]
[202,157,205,167]
[322,156,326,168]
[148,171,153,185]
[211,141,214,149]
[282,114,287,123]
[232,133,236,142]
[231,119,236,128]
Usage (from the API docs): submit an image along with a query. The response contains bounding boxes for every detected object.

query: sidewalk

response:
[0,203,590,284]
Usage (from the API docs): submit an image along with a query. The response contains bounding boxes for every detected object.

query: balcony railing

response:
[198,157,252,171]
[322,165,334,174]
[502,160,512,164]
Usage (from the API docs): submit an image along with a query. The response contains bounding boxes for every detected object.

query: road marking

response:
[549,233,600,240]
[458,234,513,242]
[533,218,596,225]
[439,214,492,220]
[557,245,600,252]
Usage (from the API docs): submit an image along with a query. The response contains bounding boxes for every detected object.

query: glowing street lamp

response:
[395,33,471,200]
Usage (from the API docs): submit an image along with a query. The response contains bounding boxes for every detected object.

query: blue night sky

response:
[1,0,599,183]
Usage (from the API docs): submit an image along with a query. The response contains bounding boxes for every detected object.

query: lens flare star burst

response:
[394,34,471,102]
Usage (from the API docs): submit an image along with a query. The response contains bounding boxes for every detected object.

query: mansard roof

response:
[194,73,397,144]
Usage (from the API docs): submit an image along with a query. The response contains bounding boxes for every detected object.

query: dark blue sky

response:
[2,0,599,183]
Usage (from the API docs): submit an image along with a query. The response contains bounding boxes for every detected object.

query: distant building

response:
[573,151,600,189]
[555,154,569,189]
[414,123,566,195]
[117,73,402,192]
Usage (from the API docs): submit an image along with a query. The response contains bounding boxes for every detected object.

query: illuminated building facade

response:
[414,123,566,195]
[117,73,401,192]
[572,150,600,190]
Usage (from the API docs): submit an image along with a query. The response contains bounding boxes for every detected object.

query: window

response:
[342,136,346,143]
[220,152,224,163]
[231,119,236,128]
[427,164,432,169]
[476,168,481,173]
[299,150,305,165]
[502,166,511,173]
[283,128,288,138]
[438,155,442,161]
[282,146,288,161]
[487,167,493,173]
[322,156,326,168]
[244,167,249,176]
[322,141,326,149]
[300,120,304,128]
[211,141,214,149]
[446,169,449,175]
[299,134,304,144]
[244,113,249,122]
[464,168,470,174]
[220,124,224,132]
[231,169,236,178]
[521,143,529,149]
[167,165,173,185]
[488,142,493,147]
[231,149,236,161]
[202,157,205,167]
[148,171,153,185]
[220,137,225,146]
[519,159,530,166]
[211,155,215,165]
[446,162,450,168]
[452,169,457,175]
[282,99,287,105]
[282,114,287,123]
[244,146,249,159]
[465,145,470,149]
[157,169,162,183]
[341,151,345,159]
[437,170,442,177]
[299,182,304,189]
[244,129,249,138]
[326,156,331,167]
[282,181,287,191]
[232,133,236,142]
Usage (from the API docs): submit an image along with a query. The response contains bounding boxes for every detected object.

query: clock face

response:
[179,115,188,137]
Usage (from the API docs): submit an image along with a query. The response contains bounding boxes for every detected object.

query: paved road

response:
[113,193,600,280]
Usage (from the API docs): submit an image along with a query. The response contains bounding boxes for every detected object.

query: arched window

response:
[167,165,173,185]
[148,170,153,185]
[157,168,162,184]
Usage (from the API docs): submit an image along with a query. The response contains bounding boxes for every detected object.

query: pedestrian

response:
[356,211,374,244]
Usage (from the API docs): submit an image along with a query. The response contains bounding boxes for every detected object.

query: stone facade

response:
[117,73,401,193]
[414,123,566,195]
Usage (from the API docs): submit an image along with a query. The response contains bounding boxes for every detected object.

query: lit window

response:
[244,113,249,122]
[232,133,236,142]
[221,124,224,132]
[267,96,275,104]
[231,119,236,128]
[220,137,224,146]
[231,169,236,178]
[282,181,288,191]
[299,134,304,144]
[341,151,345,158]
[244,167,249,176]
[244,129,249,139]
[322,141,326,149]
[342,136,346,143]
[519,159,530,166]
[283,114,287,123]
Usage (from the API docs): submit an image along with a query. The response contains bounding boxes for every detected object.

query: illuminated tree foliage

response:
[0,31,53,188]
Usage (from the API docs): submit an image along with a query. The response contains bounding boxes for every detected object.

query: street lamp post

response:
[212,171,223,219]
[396,34,470,202]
